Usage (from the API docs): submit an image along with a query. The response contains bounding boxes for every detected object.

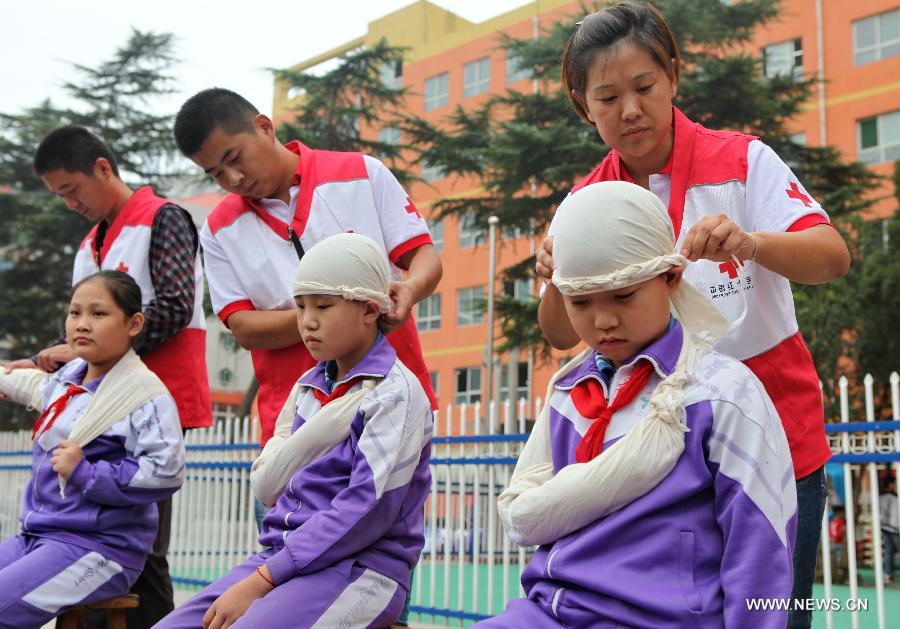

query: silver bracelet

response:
[746,231,759,262]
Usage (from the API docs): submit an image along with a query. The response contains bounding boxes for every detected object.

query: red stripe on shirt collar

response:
[609,107,689,237]
[95,186,155,263]
[238,141,311,241]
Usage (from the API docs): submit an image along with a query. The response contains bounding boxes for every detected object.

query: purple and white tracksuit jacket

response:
[0,358,184,627]
[478,322,797,629]
[156,336,433,628]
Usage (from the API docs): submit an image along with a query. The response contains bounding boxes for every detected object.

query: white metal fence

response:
[1,376,899,627]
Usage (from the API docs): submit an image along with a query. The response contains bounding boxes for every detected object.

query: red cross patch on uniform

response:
[115,261,129,273]
[404,197,422,219]
[719,258,744,279]
[785,182,812,208]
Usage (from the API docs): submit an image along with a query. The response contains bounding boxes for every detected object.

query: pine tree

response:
[0,30,181,368]
[274,39,418,184]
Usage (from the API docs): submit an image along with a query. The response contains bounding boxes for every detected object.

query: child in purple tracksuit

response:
[478,182,797,628]
[0,271,185,628]
[156,233,432,628]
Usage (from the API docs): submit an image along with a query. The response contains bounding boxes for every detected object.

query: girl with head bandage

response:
[477,182,797,629]
[157,233,434,629]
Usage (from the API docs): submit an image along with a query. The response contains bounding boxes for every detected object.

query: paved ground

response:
[43,580,900,628]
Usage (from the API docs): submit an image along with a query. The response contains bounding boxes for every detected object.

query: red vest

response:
[73,187,212,428]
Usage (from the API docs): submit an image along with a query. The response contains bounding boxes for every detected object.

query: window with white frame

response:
[430,371,440,397]
[506,52,532,83]
[458,213,481,248]
[416,293,441,331]
[427,218,444,252]
[858,110,900,164]
[425,72,449,111]
[762,39,803,80]
[378,126,400,146]
[457,286,484,326]
[854,9,900,65]
[455,367,481,405]
[381,59,403,89]
[503,278,532,302]
[422,159,445,182]
[464,57,491,97]
[377,127,400,160]
[500,362,530,402]
[502,224,526,240]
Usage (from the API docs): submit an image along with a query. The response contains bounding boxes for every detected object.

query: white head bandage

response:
[292,233,392,313]
[552,180,726,341]
[498,182,730,547]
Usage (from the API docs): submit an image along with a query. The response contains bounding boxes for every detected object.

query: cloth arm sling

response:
[251,378,377,507]
[0,367,47,409]
[2,350,170,497]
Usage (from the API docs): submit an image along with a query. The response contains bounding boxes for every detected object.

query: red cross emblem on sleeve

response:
[786,182,812,207]
[404,197,422,219]
[116,261,129,273]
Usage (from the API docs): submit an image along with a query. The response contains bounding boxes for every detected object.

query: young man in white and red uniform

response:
[4,125,213,627]
[173,88,441,454]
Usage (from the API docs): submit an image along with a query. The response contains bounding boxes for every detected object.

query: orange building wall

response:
[277,0,900,433]
[395,2,584,430]
[750,0,900,217]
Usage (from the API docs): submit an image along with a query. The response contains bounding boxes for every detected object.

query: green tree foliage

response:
[273,39,417,184]
[411,0,887,384]
[0,30,180,362]
[64,30,180,186]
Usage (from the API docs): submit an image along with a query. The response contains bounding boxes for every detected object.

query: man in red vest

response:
[5,125,212,628]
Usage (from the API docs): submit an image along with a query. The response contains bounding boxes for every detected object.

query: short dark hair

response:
[33,125,120,177]
[73,270,143,319]
[174,88,260,156]
[562,1,681,124]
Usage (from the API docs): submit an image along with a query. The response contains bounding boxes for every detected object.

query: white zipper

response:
[24,446,52,531]
[607,355,666,406]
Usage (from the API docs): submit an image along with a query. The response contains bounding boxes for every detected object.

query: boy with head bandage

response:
[478,182,797,629]
[156,233,433,629]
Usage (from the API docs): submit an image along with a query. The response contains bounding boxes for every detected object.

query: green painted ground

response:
[406,564,900,628]
[173,562,899,627]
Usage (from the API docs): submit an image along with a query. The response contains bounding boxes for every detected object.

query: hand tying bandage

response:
[499,182,729,546]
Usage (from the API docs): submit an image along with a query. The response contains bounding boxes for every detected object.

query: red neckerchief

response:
[572,361,655,463]
[32,383,83,441]
[311,375,368,408]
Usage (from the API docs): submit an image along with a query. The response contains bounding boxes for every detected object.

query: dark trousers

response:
[788,466,827,629]
[85,496,174,629]
[126,495,175,627]
[884,529,899,578]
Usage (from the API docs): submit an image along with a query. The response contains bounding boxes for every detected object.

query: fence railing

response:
[1,375,899,627]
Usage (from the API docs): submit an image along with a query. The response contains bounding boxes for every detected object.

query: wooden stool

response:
[56,594,139,629]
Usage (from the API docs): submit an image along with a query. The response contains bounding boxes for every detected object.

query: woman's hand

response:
[679,214,756,263]
[535,237,555,281]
